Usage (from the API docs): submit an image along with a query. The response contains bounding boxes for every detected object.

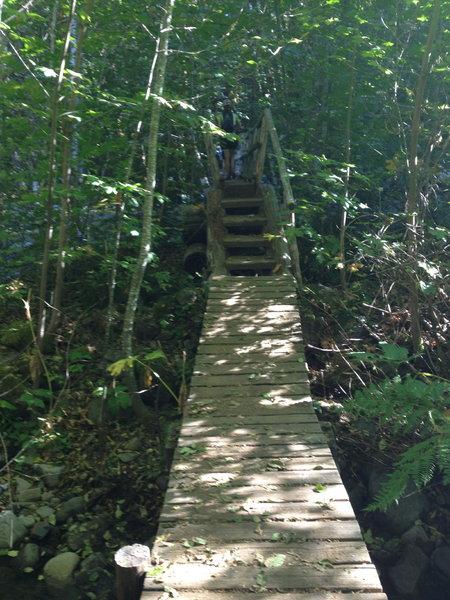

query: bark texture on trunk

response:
[405,0,441,352]
[120,0,175,417]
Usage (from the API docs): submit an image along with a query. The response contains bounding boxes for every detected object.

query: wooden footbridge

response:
[140,111,386,600]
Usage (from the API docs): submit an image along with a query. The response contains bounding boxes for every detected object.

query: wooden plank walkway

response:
[142,275,386,600]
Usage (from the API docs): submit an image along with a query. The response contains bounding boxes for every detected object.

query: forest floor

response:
[1,274,449,599]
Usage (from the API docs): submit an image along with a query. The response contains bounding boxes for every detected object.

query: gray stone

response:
[35,464,64,489]
[36,505,55,520]
[432,545,450,579]
[17,515,35,528]
[80,552,107,572]
[67,530,86,552]
[389,544,429,596]
[17,487,42,502]
[401,524,432,553]
[56,496,86,524]
[125,437,141,452]
[118,451,137,463]
[369,472,429,534]
[15,477,33,494]
[30,521,51,540]
[0,511,27,548]
[17,543,40,568]
[385,490,429,535]
[43,552,80,588]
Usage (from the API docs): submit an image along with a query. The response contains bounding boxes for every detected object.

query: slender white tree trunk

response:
[120,0,175,417]
[405,0,440,352]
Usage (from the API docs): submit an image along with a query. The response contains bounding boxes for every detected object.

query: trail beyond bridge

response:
[140,112,386,599]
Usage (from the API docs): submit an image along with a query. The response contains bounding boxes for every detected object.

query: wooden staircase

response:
[138,110,386,600]
[220,180,278,276]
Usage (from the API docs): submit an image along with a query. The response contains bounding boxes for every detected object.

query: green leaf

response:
[107,357,136,377]
[7,550,19,557]
[265,553,286,568]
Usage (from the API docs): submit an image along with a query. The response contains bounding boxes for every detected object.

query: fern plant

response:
[345,373,450,510]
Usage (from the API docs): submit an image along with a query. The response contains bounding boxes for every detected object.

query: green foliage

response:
[345,375,450,509]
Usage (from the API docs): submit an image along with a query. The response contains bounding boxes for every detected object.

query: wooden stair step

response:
[226,256,277,270]
[223,215,267,228]
[223,234,270,247]
[222,197,263,209]
[222,180,257,197]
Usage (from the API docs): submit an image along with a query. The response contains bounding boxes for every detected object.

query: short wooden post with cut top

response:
[115,544,150,600]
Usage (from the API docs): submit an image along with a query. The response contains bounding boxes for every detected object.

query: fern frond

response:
[367,438,437,511]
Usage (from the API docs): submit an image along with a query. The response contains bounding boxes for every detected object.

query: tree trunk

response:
[36,0,77,348]
[105,28,164,349]
[405,0,440,352]
[339,50,356,292]
[49,4,91,335]
[120,0,175,417]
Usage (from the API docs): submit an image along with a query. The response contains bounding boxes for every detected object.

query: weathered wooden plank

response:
[189,384,310,398]
[172,454,334,473]
[209,275,296,289]
[193,362,307,376]
[173,442,332,464]
[177,432,326,447]
[158,519,363,542]
[208,288,294,297]
[197,344,301,356]
[195,353,306,366]
[143,592,387,600]
[168,470,341,490]
[201,324,302,338]
[203,310,299,322]
[154,540,372,566]
[160,499,355,523]
[183,413,318,428]
[199,335,303,346]
[165,483,350,505]
[186,396,314,417]
[144,564,382,591]
[178,422,323,439]
[190,372,308,387]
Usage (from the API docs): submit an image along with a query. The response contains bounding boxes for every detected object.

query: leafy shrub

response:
[345,374,450,510]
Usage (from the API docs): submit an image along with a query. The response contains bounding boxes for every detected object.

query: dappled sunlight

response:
[145,276,383,597]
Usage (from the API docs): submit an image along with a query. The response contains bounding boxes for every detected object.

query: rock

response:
[348,481,367,512]
[18,515,35,528]
[15,477,33,494]
[385,490,429,535]
[35,464,64,489]
[30,521,51,541]
[125,437,141,452]
[401,524,433,553]
[43,552,80,588]
[0,511,27,548]
[369,471,429,534]
[67,530,86,552]
[56,496,86,524]
[17,487,42,502]
[36,505,55,520]
[17,543,40,568]
[432,545,450,579]
[389,544,429,596]
[117,451,137,463]
[80,552,107,572]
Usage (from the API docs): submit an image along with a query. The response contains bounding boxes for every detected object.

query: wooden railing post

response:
[264,108,303,286]
[206,187,227,275]
[204,132,221,187]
